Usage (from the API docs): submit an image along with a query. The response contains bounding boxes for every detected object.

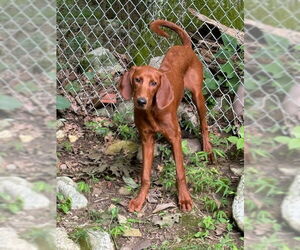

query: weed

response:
[69,227,91,249]
[32,181,53,192]
[201,195,219,212]
[227,126,244,151]
[85,121,110,136]
[0,192,23,214]
[21,227,55,249]
[77,181,90,193]
[274,126,300,150]
[61,141,73,152]
[57,193,72,214]
[214,234,239,250]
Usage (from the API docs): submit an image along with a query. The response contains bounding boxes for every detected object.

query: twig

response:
[188,8,244,44]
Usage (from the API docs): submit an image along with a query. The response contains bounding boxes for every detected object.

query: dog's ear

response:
[156,74,174,109]
[119,67,136,100]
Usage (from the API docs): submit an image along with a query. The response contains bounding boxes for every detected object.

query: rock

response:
[233,84,244,120]
[123,228,142,237]
[281,175,300,232]
[6,163,17,170]
[137,144,160,162]
[87,230,114,250]
[177,103,198,127]
[0,227,37,250]
[0,177,50,210]
[86,47,124,75]
[94,107,113,117]
[152,213,181,228]
[118,186,131,196]
[149,56,163,68]
[282,83,300,128]
[232,175,244,231]
[56,228,80,250]
[106,140,138,155]
[56,130,65,139]
[0,130,13,139]
[57,177,88,209]
[183,139,202,154]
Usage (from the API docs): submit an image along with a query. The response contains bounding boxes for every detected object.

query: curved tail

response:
[149,20,191,47]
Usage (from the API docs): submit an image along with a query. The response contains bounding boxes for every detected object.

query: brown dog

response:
[119,20,213,212]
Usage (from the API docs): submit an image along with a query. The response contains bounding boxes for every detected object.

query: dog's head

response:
[119,66,173,110]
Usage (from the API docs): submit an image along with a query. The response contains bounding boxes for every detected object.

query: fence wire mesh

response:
[57,0,244,132]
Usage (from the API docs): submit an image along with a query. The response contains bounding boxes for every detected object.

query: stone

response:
[184,139,202,154]
[57,177,88,209]
[117,214,127,224]
[86,47,124,75]
[106,140,138,155]
[87,230,114,250]
[232,175,244,231]
[177,103,198,127]
[0,177,50,210]
[281,175,300,232]
[0,227,37,250]
[56,130,65,139]
[56,228,80,250]
[149,56,163,68]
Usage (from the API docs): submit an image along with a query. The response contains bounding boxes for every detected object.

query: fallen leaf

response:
[118,186,131,196]
[68,134,79,143]
[0,130,13,139]
[215,223,227,236]
[106,140,138,155]
[123,176,139,189]
[56,130,65,139]
[152,202,176,213]
[123,228,142,237]
[118,214,127,224]
[100,93,117,104]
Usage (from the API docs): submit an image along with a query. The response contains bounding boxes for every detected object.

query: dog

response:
[119,20,213,212]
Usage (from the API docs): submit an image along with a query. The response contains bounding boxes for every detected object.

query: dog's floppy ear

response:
[156,74,174,109]
[119,67,136,100]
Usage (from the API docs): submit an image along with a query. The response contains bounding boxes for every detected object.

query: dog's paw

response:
[128,197,145,212]
[178,191,193,212]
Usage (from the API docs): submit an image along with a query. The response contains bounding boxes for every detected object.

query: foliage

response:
[77,181,90,193]
[57,193,72,214]
[56,95,71,110]
[274,126,300,150]
[0,95,22,111]
[0,192,23,214]
[227,126,244,150]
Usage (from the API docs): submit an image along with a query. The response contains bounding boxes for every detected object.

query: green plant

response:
[56,95,71,110]
[0,192,23,214]
[77,181,90,193]
[227,126,244,151]
[32,181,53,192]
[201,196,219,212]
[85,121,110,136]
[274,126,300,150]
[117,124,137,141]
[69,227,91,249]
[60,141,73,152]
[0,94,22,111]
[57,193,72,214]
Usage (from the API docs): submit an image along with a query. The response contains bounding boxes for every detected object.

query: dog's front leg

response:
[166,128,193,212]
[128,132,154,212]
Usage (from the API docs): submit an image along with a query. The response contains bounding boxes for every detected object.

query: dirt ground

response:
[56,110,244,249]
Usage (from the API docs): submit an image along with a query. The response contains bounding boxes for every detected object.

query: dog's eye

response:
[135,78,141,83]
[150,81,157,86]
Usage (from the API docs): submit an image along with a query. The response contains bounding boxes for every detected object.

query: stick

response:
[188,8,244,44]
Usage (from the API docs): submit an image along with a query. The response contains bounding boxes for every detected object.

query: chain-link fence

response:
[57,0,244,132]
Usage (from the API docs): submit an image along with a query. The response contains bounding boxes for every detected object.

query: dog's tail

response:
[149,20,191,47]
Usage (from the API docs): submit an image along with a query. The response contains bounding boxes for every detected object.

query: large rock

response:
[0,177,50,210]
[106,140,138,156]
[0,227,37,250]
[117,101,134,123]
[87,230,114,250]
[232,175,244,231]
[136,144,160,162]
[56,228,80,250]
[57,177,88,209]
[85,47,123,74]
[281,175,300,232]
[177,103,198,127]
[183,139,202,154]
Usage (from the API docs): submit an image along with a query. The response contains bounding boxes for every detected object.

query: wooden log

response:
[245,19,300,45]
[188,8,244,44]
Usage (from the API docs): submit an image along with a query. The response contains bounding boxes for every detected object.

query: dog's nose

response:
[137,97,147,106]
